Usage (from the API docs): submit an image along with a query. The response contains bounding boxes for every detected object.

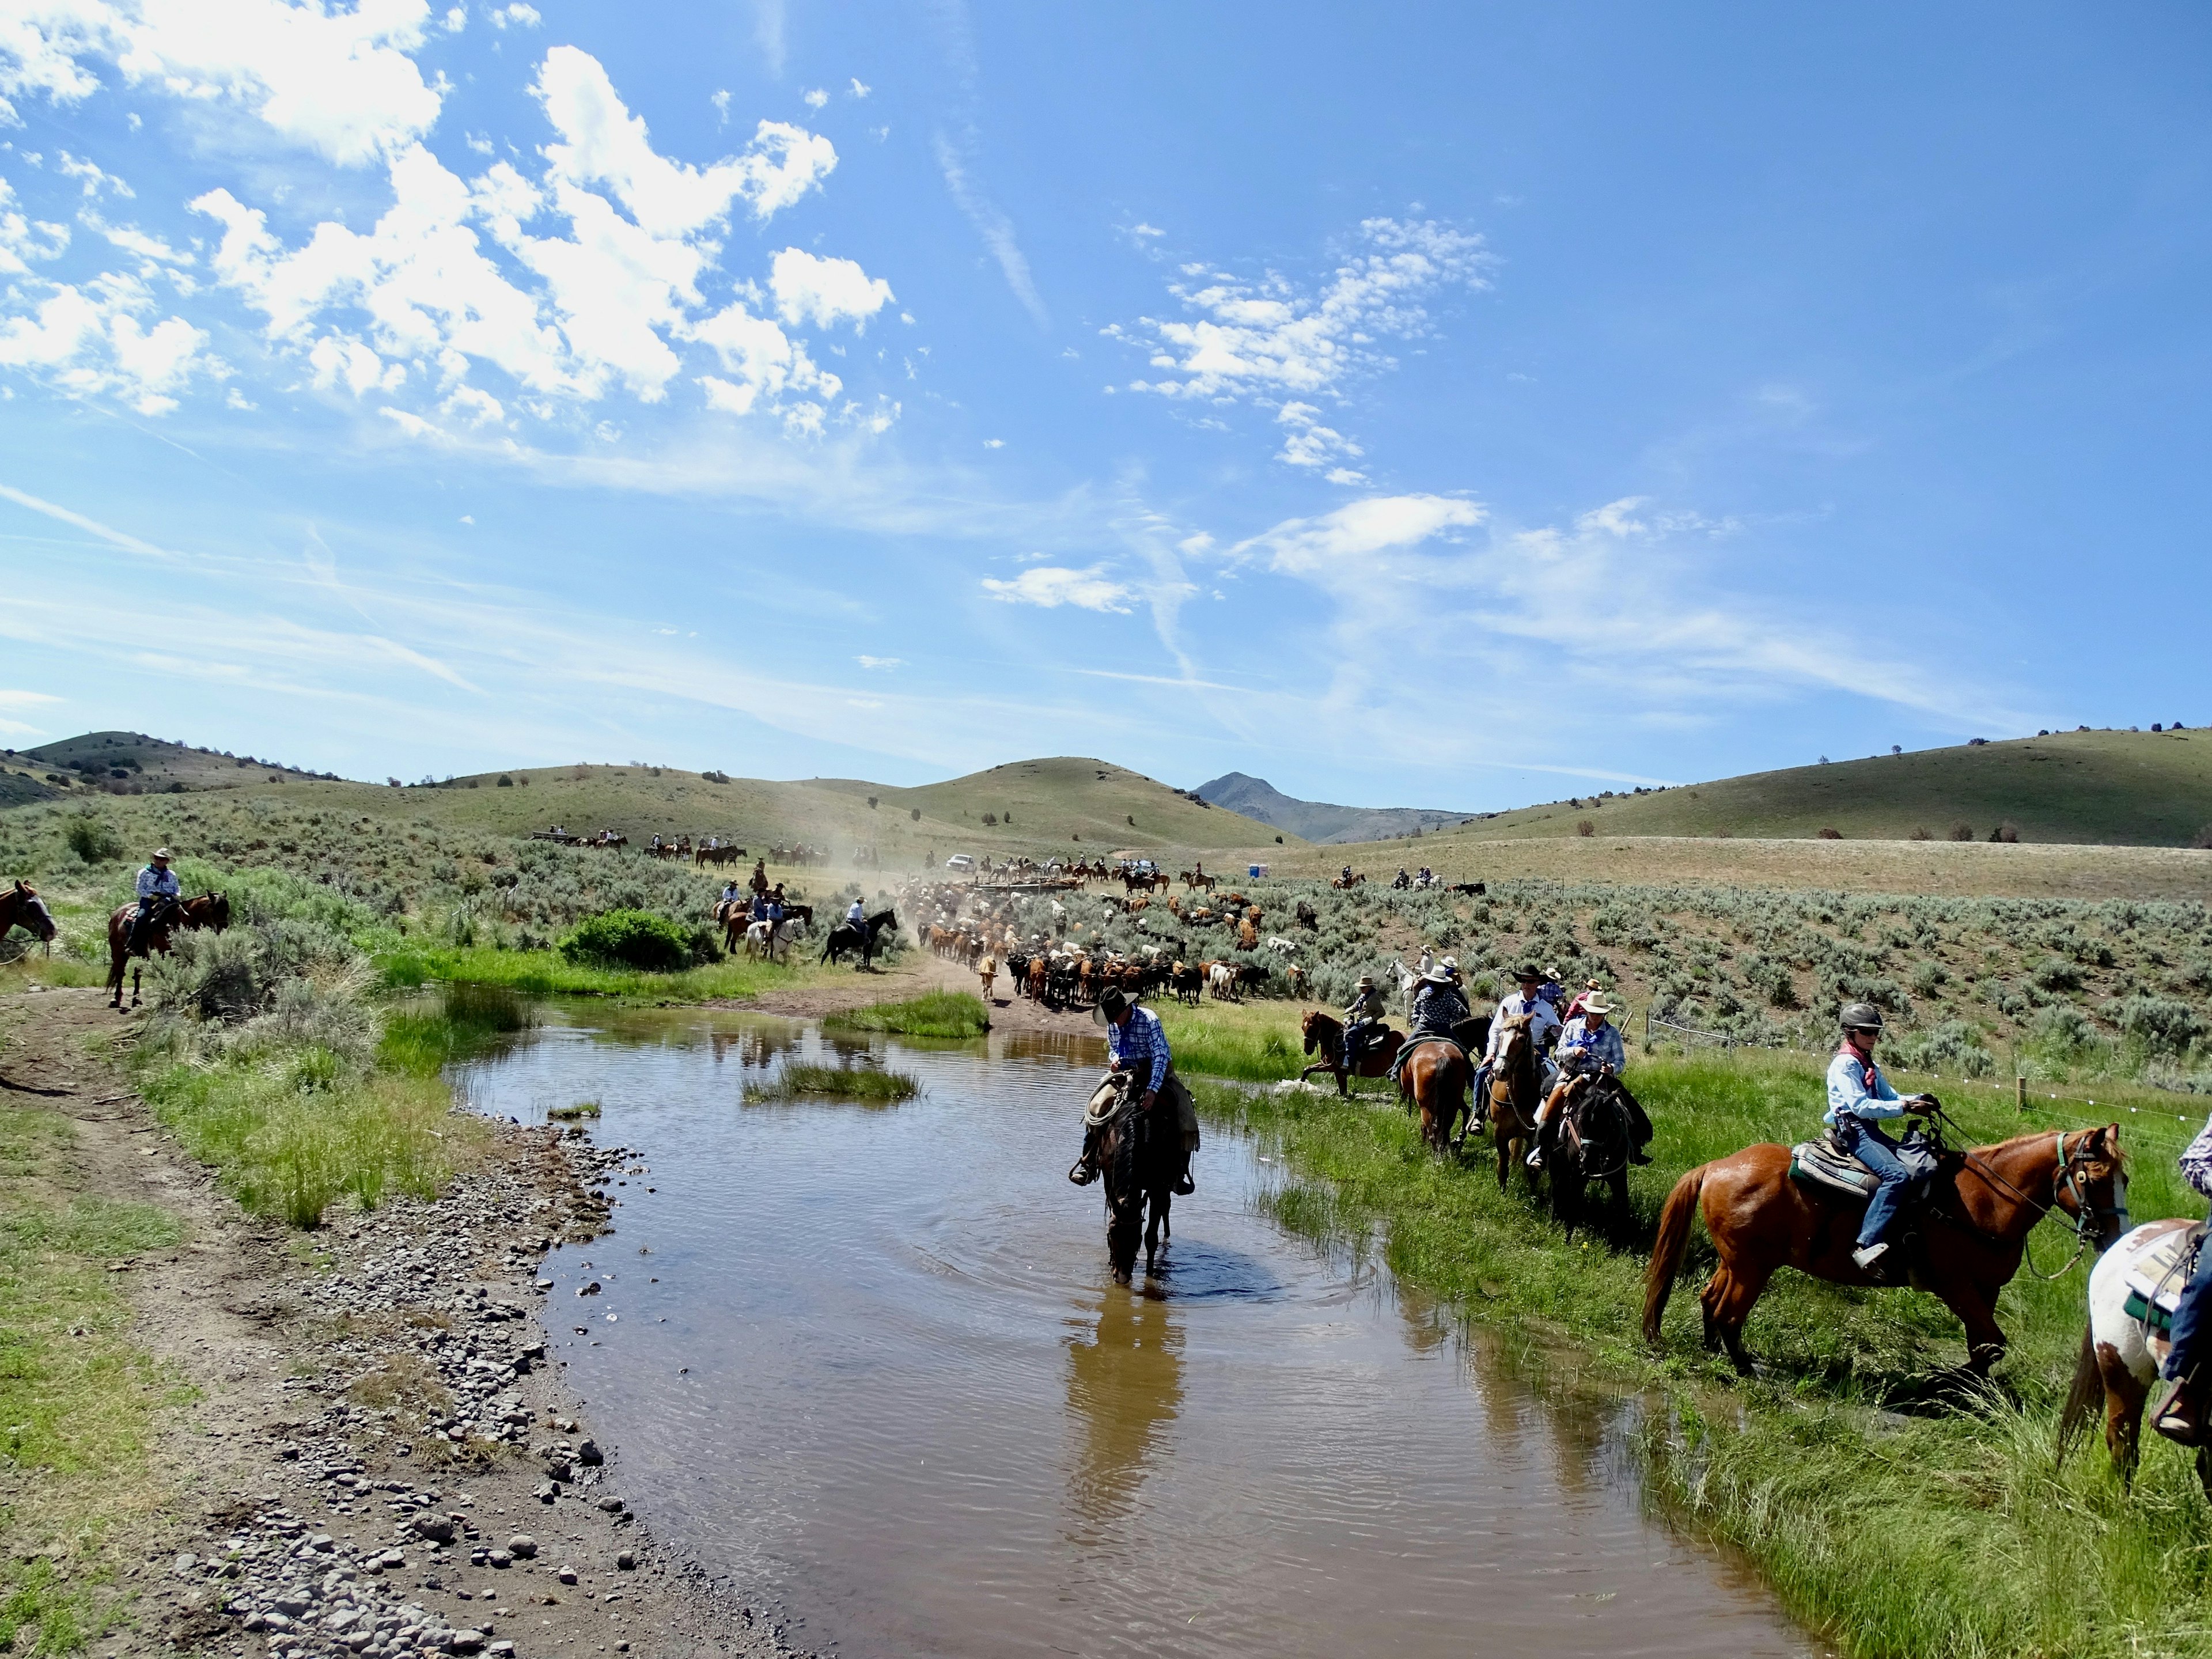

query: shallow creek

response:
[453,1006,1814,1659]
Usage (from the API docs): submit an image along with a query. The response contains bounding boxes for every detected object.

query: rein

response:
[1950,1129,2123,1281]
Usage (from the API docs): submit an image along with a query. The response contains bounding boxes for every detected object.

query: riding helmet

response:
[1839,1001,1885,1032]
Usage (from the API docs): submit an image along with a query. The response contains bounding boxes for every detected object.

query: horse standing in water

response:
[1,882,57,952]
[1297,1010,1403,1096]
[1645,1117,2129,1376]
[1088,1073,1179,1283]
[105,891,229,1009]
[1482,1014,1543,1191]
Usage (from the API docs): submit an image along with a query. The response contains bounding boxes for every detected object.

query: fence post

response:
[2016,1075,2027,1113]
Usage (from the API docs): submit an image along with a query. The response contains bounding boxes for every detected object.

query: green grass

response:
[136,1060,483,1229]
[1187,1047,2212,1658]
[378,983,536,1075]
[373,943,825,1002]
[0,1101,190,1656]
[1415,727,2212,849]
[1154,1001,1306,1083]
[745,1062,920,1104]
[824,990,991,1039]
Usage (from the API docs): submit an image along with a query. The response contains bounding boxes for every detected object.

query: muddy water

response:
[454,1008,1813,1659]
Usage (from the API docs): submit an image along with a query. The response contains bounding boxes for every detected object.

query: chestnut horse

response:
[1090,1073,1179,1283]
[1481,1014,1543,1190]
[1,881,58,952]
[1644,1119,2130,1377]
[1298,1010,1403,1096]
[106,891,230,1009]
[1397,1037,1472,1155]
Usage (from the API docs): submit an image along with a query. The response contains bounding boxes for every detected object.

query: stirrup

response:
[2155,1377,2205,1446]
[1851,1241,1889,1271]
[1173,1173,1195,1196]
[1067,1160,1097,1187]
[1524,1147,1544,1169]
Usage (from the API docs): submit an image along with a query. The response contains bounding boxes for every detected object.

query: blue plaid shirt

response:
[1108,1004,1171,1093]
[1558,1018,1625,1073]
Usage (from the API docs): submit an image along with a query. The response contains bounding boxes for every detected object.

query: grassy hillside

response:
[18,729,339,793]
[1439,728,2212,848]
[804,756,1288,855]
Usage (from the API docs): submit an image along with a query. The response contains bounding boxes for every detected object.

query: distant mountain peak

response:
[1193,772,1471,845]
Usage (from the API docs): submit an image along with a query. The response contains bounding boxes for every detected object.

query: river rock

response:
[596,1496,624,1514]
[556,1567,578,1585]
[615,1550,635,1571]
[577,1438,603,1465]
[411,1513,457,1545]
[449,1630,488,1654]
[506,1535,536,1558]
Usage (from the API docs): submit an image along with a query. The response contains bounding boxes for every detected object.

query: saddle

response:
[2124,1224,2209,1334]
[1389,1033,1465,1080]
[1787,1126,1940,1200]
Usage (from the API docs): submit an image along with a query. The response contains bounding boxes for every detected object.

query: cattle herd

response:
[903,877,1281,1012]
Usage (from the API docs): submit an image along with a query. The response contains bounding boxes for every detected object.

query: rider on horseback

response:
[1342,974,1387,1069]
[1526,995,1650,1169]
[1393,963,1471,1076]
[1827,1002,1937,1272]
[1475,964,1561,1123]
[127,847,180,954]
[844,895,867,934]
[2152,1112,2212,1442]
[1069,986,1198,1195]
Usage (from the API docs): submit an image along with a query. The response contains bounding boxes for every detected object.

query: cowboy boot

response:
[1067,1130,1100,1186]
[1174,1147,1195,1196]
[2155,1373,2205,1446]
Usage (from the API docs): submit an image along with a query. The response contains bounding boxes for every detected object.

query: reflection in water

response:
[451,1003,1813,1659]
[1064,1287,1185,1536]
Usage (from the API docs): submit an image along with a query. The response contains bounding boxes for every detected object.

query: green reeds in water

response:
[380,982,537,1075]
[824,990,990,1039]
[748,1062,920,1104]
[547,1100,602,1122]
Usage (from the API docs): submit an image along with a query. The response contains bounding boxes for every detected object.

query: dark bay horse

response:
[106,891,230,1009]
[1298,1010,1403,1096]
[1549,1070,1642,1241]
[1,881,57,952]
[1644,1120,2129,1376]
[1397,1037,1472,1155]
[821,908,897,968]
[1482,1014,1543,1191]
[1090,1073,1179,1282]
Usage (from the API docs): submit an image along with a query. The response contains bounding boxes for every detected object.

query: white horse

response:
[1386,957,1423,1018]
[745,918,802,963]
[2061,1216,2212,1495]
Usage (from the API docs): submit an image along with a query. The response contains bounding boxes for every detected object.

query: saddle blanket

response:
[1389,1035,1467,1079]
[1789,1140,1880,1198]
[2123,1226,2203,1332]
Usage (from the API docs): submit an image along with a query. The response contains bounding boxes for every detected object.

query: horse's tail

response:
[2056,1321,2105,1469]
[1642,1164,1709,1345]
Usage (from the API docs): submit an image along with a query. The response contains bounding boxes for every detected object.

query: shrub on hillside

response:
[2107,994,2206,1056]
[1949,822,1974,842]
[1816,827,1842,840]
[559,908,696,971]
[63,813,126,863]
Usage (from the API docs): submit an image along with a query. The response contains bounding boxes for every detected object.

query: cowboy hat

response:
[1580,995,1613,1017]
[1355,974,1374,988]
[1513,963,1544,980]
[151,847,173,861]
[1091,986,1131,1025]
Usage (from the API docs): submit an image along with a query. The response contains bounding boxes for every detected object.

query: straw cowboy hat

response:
[1580,994,1615,1017]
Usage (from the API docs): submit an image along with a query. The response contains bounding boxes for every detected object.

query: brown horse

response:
[1,881,58,952]
[1481,1014,1543,1190]
[1298,1010,1404,1096]
[107,891,230,1009]
[1090,1074,1179,1283]
[1644,1119,2129,1377]
[1398,1038,1472,1155]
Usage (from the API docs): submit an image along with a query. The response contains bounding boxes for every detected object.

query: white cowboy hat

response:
[151,847,173,861]
[1581,995,1614,1016]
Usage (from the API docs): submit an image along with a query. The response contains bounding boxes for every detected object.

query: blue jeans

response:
[1835,1116,1915,1250]
[2164,1234,2212,1381]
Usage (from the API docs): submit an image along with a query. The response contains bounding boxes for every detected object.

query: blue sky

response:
[2,2,2206,808]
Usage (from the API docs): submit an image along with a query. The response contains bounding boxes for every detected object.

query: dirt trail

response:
[0,987,799,1659]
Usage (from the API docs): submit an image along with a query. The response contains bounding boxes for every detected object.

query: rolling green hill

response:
[20,730,339,793]
[1433,729,2212,849]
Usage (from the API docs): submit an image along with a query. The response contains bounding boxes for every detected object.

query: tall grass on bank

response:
[1154,1002,1304,1083]
[134,921,483,1228]
[374,942,817,1003]
[1190,1050,2212,1659]
[380,983,535,1075]
[824,990,990,1039]
[0,1103,187,1655]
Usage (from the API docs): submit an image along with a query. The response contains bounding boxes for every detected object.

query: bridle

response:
[1955,1127,2128,1281]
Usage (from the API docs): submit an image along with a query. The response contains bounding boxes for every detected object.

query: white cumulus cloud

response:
[980,565,1134,613]
[767,247,891,331]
